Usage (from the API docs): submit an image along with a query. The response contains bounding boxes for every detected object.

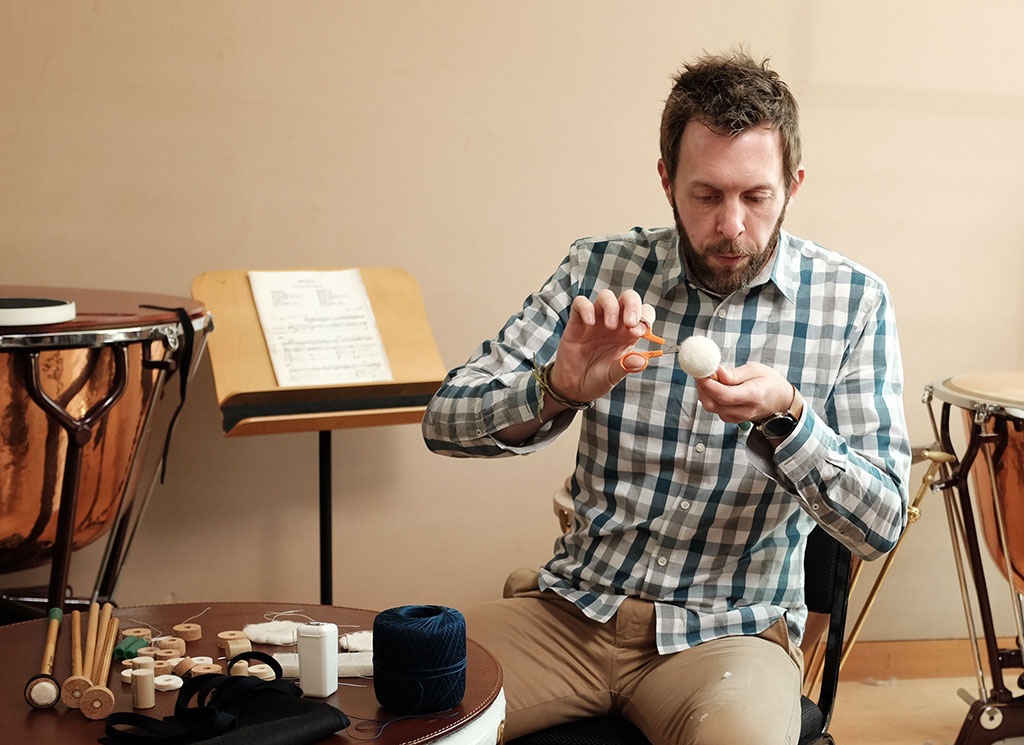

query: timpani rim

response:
[0,314,211,350]
[929,370,1024,415]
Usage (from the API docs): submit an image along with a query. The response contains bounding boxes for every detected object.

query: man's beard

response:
[673,202,787,295]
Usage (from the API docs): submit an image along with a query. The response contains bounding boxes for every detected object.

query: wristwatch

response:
[755,386,804,440]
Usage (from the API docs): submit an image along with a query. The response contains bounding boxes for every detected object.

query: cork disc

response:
[80,686,116,720]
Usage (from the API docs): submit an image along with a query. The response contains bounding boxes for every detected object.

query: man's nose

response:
[717,199,744,240]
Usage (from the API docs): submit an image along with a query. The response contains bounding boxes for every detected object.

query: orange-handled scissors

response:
[620,329,680,371]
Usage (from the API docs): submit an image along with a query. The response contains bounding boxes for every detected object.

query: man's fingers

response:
[594,289,620,329]
[618,289,642,328]
[570,295,596,326]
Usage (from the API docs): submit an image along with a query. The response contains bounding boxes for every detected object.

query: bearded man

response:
[423,51,910,745]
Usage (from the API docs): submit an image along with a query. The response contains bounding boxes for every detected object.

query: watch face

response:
[760,414,797,439]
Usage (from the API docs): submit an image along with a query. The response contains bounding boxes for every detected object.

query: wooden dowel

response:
[90,603,114,684]
[40,608,62,675]
[70,610,82,677]
[95,617,120,687]
[82,601,100,684]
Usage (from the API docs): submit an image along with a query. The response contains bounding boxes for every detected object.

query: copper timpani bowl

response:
[931,370,1024,595]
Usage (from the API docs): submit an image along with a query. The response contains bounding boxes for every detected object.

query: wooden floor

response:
[828,674,1024,745]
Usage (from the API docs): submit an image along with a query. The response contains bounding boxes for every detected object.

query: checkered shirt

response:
[422,226,911,653]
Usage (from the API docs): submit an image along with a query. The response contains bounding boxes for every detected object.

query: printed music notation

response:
[248,270,393,387]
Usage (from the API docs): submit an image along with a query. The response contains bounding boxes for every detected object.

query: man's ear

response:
[657,158,675,208]
[788,166,806,200]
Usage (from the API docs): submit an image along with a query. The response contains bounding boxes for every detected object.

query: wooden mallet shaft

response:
[90,603,114,684]
[70,609,82,676]
[24,608,63,709]
[82,601,100,683]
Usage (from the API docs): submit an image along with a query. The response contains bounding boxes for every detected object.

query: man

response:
[422,51,910,745]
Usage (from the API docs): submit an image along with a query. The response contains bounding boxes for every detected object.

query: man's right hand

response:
[547,289,656,405]
[494,289,654,445]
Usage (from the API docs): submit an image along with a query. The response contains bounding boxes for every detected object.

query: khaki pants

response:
[465,569,803,745]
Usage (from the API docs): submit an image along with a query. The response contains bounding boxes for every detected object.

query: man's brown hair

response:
[660,51,801,188]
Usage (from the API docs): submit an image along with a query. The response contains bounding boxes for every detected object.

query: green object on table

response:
[113,635,151,661]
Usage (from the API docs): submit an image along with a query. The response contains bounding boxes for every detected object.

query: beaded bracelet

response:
[531,359,594,418]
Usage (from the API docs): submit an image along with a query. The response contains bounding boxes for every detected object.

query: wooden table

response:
[1,602,503,745]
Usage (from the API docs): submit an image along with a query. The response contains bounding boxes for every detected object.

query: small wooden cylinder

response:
[173,657,196,677]
[135,646,161,659]
[153,660,172,676]
[248,663,276,681]
[222,638,251,659]
[131,656,155,671]
[229,660,249,677]
[131,669,156,709]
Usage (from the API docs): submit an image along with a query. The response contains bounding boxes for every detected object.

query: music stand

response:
[191,268,446,605]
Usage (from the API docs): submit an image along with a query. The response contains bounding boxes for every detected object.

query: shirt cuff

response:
[483,370,578,454]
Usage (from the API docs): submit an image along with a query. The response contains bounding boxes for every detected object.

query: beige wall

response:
[3,1,1023,642]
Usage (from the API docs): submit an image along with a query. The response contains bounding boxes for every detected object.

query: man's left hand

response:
[695,363,794,424]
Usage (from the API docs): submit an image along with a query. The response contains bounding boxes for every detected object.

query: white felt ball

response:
[28,678,59,707]
[677,336,721,378]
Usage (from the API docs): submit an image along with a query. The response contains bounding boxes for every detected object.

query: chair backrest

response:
[802,525,853,733]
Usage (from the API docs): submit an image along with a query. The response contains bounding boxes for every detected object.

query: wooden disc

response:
[120,627,153,642]
[80,686,115,720]
[172,623,202,642]
[135,646,160,659]
[216,630,247,648]
[173,657,196,677]
[155,637,187,655]
[154,648,177,661]
[190,663,223,675]
[60,675,93,708]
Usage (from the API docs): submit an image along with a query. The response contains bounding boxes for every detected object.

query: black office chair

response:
[508,525,852,745]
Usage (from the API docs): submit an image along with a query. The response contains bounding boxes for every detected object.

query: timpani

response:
[925,370,1024,745]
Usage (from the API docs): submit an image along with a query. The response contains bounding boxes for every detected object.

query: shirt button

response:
[717,309,727,319]
[695,443,706,453]
[656,557,668,567]
[680,501,691,510]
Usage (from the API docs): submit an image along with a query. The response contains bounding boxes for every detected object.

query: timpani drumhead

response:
[944,370,1024,411]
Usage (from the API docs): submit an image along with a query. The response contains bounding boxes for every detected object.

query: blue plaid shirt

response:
[423,227,911,653]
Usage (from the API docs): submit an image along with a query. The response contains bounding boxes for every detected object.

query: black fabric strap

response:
[102,666,348,745]
[139,305,195,483]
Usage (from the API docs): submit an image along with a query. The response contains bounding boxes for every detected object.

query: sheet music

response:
[248,269,393,387]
